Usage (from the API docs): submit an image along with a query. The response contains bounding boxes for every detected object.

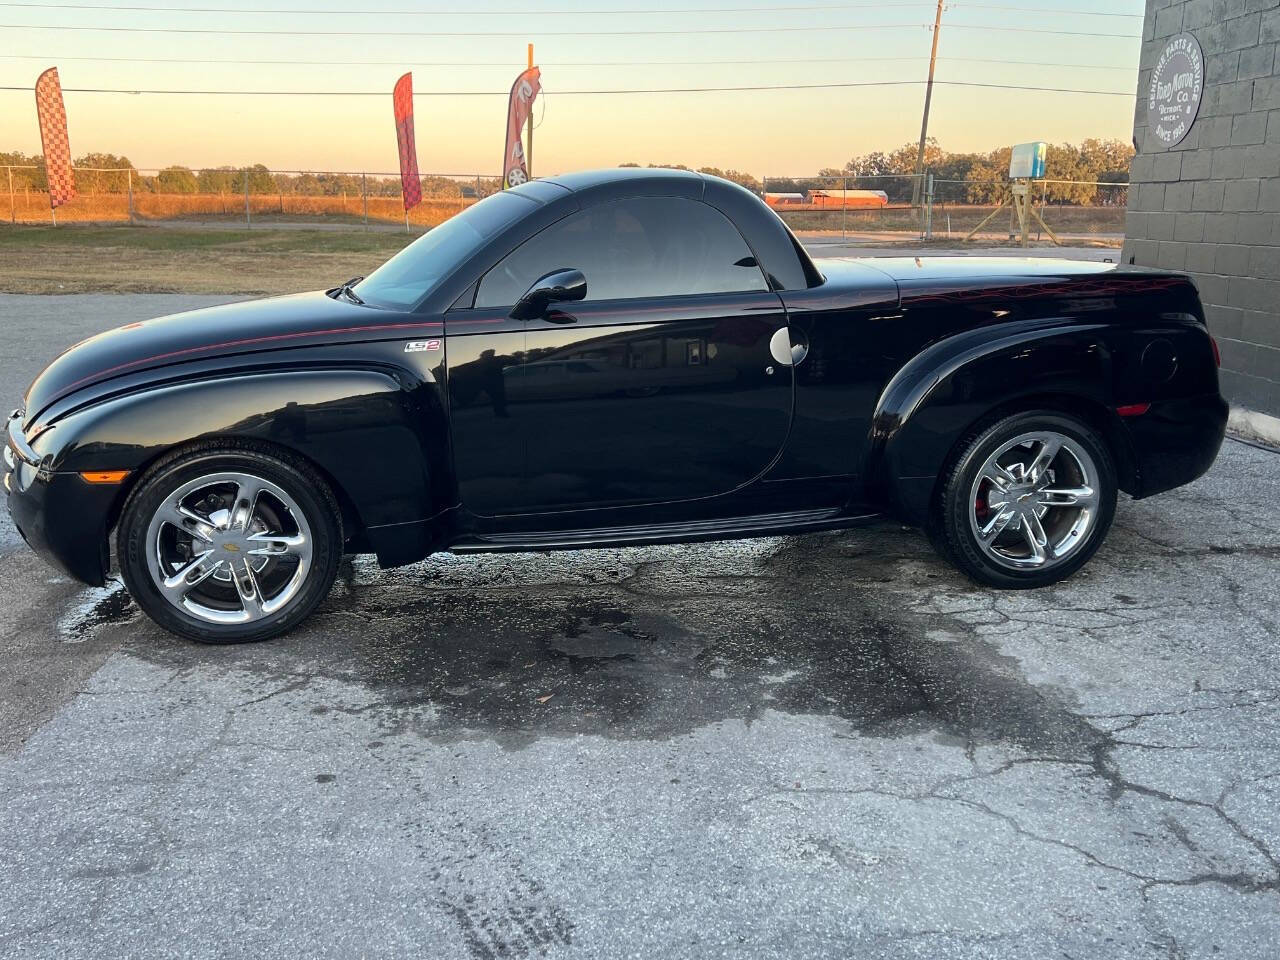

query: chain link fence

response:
[761,174,924,240]
[3,163,1128,244]
[2,165,502,228]
[763,173,1128,244]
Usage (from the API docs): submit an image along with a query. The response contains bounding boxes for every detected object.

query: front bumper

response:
[6,411,116,586]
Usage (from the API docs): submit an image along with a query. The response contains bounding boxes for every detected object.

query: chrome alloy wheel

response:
[967,431,1100,571]
[144,472,313,625]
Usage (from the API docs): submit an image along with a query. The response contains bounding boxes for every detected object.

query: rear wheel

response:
[932,411,1117,589]
[118,447,342,643]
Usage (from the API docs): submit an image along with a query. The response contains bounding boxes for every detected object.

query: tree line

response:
[0,152,501,199]
[2,137,1133,205]
[765,138,1135,205]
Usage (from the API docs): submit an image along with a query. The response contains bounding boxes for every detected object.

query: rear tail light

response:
[1116,403,1151,417]
[1209,334,1221,368]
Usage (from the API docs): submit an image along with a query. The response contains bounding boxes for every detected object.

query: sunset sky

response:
[1,1,1145,177]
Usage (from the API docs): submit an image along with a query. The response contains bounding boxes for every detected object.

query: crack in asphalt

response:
[13,439,1279,955]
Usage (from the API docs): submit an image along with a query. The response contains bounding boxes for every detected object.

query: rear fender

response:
[867,319,1116,524]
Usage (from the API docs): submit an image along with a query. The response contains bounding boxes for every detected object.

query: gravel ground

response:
[0,286,1276,960]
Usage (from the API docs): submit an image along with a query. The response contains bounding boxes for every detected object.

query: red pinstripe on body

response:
[60,320,444,395]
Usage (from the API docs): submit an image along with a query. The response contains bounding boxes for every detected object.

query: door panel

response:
[517,292,793,513]
[445,326,526,516]
[450,194,797,519]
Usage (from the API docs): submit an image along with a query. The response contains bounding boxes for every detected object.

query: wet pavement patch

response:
[57,579,137,644]
[70,530,1110,763]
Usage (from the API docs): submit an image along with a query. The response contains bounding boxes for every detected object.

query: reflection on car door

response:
[467,195,795,515]
[517,293,792,512]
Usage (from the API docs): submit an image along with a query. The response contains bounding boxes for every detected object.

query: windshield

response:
[354,191,536,309]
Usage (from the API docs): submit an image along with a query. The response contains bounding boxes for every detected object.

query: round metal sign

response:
[1147,32,1205,148]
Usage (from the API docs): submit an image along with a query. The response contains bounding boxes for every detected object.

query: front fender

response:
[34,368,448,562]
[867,319,1113,524]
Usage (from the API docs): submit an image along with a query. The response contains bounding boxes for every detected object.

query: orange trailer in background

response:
[807,189,890,209]
[764,189,891,211]
[763,192,806,207]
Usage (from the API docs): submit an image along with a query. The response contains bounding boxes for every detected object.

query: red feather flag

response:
[393,72,422,212]
[34,67,76,210]
[503,66,540,189]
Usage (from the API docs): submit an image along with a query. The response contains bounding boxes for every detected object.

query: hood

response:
[23,291,437,427]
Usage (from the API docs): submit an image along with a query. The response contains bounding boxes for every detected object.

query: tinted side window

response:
[475,197,767,308]
[355,190,536,309]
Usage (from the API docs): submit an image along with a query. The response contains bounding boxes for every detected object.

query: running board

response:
[448,508,879,554]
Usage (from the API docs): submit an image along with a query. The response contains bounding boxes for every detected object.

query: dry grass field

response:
[5,191,475,227]
[0,226,414,295]
[776,203,1127,237]
[5,189,1126,239]
[0,220,1122,297]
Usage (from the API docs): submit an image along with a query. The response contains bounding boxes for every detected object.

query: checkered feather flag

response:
[34,67,76,210]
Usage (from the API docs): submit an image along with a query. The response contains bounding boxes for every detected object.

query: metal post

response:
[1038,180,1048,241]
[362,172,369,230]
[911,0,945,211]
[126,168,134,224]
[526,43,535,179]
[924,172,934,240]
[7,167,13,224]
[840,177,847,242]
[243,168,251,228]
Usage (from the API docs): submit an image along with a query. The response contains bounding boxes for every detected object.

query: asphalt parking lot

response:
[1,288,1278,959]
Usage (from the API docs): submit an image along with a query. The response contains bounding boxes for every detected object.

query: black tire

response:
[930,410,1117,589]
[117,445,342,643]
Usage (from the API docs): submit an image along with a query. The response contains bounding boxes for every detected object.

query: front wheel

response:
[118,446,342,643]
[931,411,1117,589]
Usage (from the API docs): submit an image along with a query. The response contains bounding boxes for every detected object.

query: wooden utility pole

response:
[526,43,535,179]
[911,0,945,210]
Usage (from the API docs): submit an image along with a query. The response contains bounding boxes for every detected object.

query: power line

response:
[0,79,1138,96]
[0,53,1140,70]
[0,20,1142,38]
[0,0,1147,13]
[0,0,928,11]
[958,2,1141,15]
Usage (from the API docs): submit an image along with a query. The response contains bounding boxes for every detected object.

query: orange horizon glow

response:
[1,1,1143,177]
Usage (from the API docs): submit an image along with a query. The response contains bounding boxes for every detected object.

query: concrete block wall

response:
[1124,0,1280,418]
